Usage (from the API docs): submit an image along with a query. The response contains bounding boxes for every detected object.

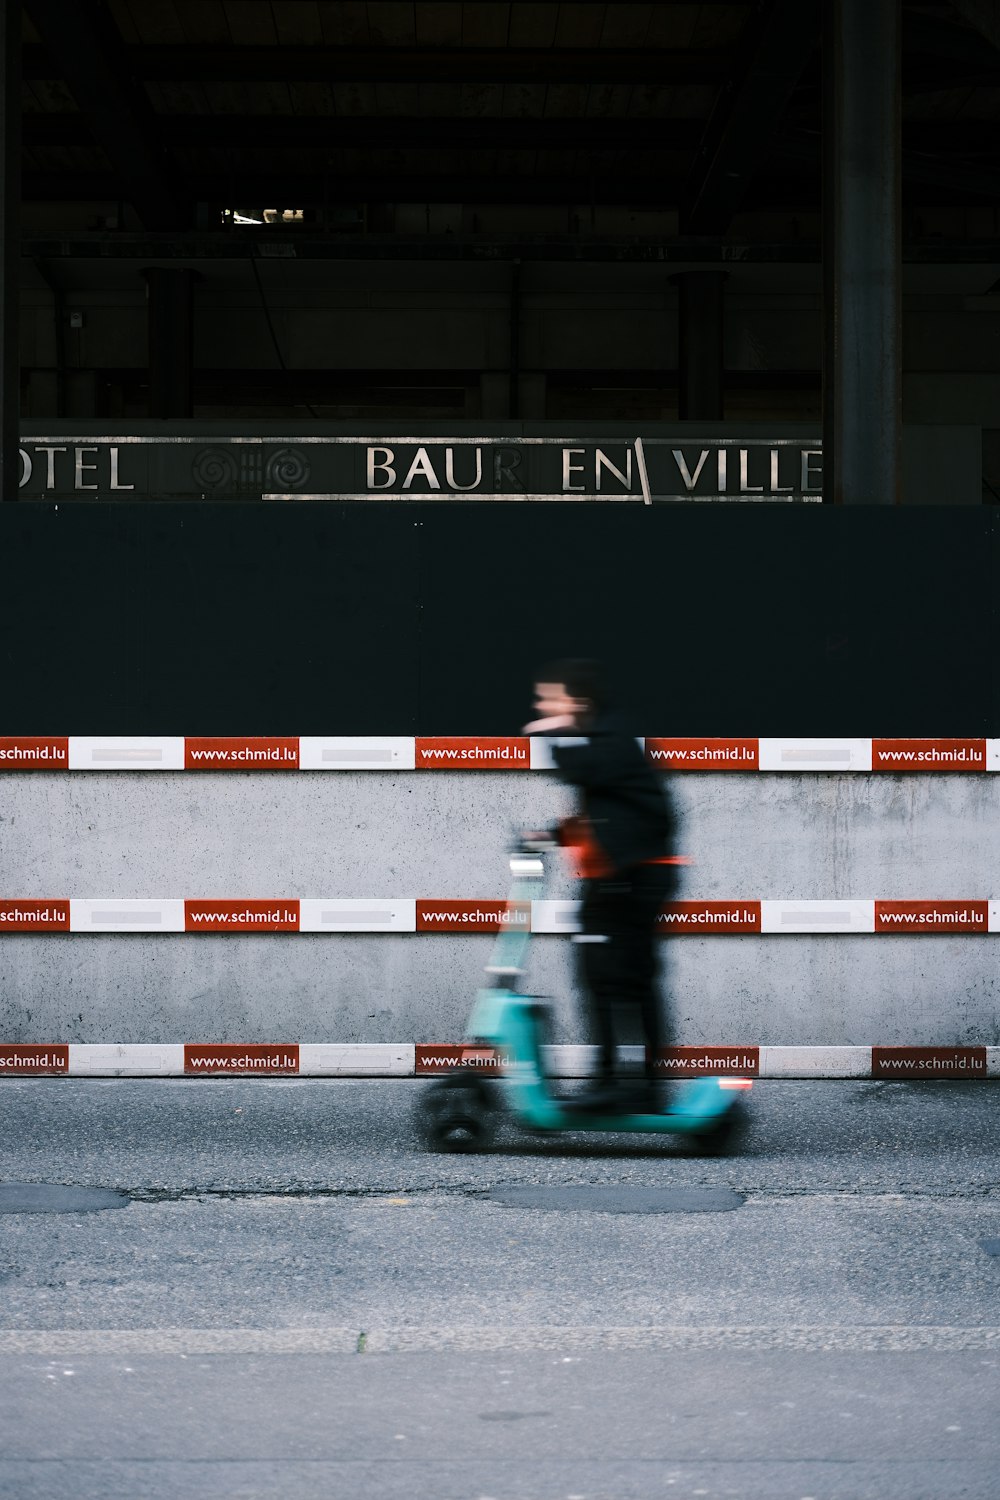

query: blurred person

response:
[523,659,680,1112]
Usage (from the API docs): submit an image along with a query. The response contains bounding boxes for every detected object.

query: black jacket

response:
[545,715,677,874]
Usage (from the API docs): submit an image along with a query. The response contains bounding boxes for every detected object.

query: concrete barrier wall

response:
[0,771,998,1047]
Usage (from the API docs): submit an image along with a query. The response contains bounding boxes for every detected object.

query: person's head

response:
[532,658,605,727]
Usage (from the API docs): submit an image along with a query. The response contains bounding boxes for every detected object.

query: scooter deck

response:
[537,1104,715,1134]
[504,1073,745,1135]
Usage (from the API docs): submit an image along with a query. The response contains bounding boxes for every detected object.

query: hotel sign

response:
[16,435,822,502]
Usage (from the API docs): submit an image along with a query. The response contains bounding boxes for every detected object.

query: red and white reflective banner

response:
[871,1046,988,1079]
[655,1046,760,1076]
[299,737,415,771]
[185,737,299,770]
[297,1044,414,1075]
[760,900,876,935]
[0,1043,998,1078]
[0,734,996,770]
[184,1044,300,1075]
[759,1046,871,1078]
[530,900,582,934]
[184,900,300,933]
[414,1044,509,1075]
[645,738,759,770]
[416,900,531,933]
[68,737,186,770]
[758,739,873,772]
[67,1044,183,1076]
[2,898,1000,935]
[70,899,186,933]
[872,738,987,772]
[874,900,989,934]
[0,900,70,932]
[656,901,762,934]
[0,736,68,769]
[415,736,531,770]
[299,899,415,933]
[0,1044,69,1074]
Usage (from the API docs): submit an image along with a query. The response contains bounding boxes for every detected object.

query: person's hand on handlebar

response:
[521,714,578,734]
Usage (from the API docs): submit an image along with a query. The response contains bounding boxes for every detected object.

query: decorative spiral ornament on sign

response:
[265,447,310,490]
[191,447,239,491]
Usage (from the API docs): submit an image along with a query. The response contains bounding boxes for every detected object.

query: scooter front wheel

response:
[414,1072,498,1154]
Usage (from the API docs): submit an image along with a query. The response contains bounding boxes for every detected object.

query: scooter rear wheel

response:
[415,1072,498,1154]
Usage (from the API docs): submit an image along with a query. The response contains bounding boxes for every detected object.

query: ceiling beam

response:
[23,0,189,231]
[18,229,1000,267]
[22,43,737,87]
[23,115,708,151]
[23,112,1000,158]
[22,169,823,209]
[683,0,822,234]
[22,112,1000,160]
[21,232,825,265]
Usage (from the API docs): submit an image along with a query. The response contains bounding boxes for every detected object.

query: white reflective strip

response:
[542,1044,643,1078]
[531,900,581,933]
[572,934,609,944]
[69,1044,184,1076]
[68,737,186,770]
[988,742,1000,772]
[528,736,556,770]
[758,739,873,772]
[298,1044,414,1076]
[298,899,416,933]
[298,737,415,771]
[987,1048,1000,1078]
[543,1044,598,1078]
[760,900,875,934]
[528,735,591,770]
[990,902,1000,934]
[759,1046,872,1078]
[70,899,186,933]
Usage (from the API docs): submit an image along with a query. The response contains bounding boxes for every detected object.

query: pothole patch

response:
[488,1186,744,1214]
[0,1183,130,1214]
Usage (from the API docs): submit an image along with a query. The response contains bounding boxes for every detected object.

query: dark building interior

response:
[0,1,995,501]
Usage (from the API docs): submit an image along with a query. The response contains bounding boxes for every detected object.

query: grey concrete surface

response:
[2,1352,998,1500]
[1,771,999,1045]
[1,1079,999,1499]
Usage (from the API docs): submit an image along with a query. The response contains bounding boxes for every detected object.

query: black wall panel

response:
[0,503,994,736]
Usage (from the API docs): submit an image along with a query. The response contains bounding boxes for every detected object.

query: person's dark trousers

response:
[576,862,678,1086]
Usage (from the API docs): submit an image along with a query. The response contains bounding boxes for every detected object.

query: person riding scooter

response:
[522,659,680,1113]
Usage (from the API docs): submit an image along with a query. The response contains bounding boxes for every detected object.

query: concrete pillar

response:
[823,0,902,504]
[674,271,726,421]
[0,1,21,500]
[144,268,197,419]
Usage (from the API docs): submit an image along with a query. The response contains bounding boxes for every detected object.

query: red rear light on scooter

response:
[718,1078,753,1090]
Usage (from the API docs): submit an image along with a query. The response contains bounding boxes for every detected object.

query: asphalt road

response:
[1,1078,998,1499]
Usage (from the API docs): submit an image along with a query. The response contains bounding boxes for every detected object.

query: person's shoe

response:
[626,1078,683,1114]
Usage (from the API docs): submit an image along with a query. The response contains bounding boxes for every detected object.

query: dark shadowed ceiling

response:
[18,0,1000,242]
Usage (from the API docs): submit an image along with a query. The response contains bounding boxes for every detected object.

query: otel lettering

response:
[19,445,135,492]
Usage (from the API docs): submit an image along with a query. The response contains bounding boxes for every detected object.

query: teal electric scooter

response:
[416,841,752,1154]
